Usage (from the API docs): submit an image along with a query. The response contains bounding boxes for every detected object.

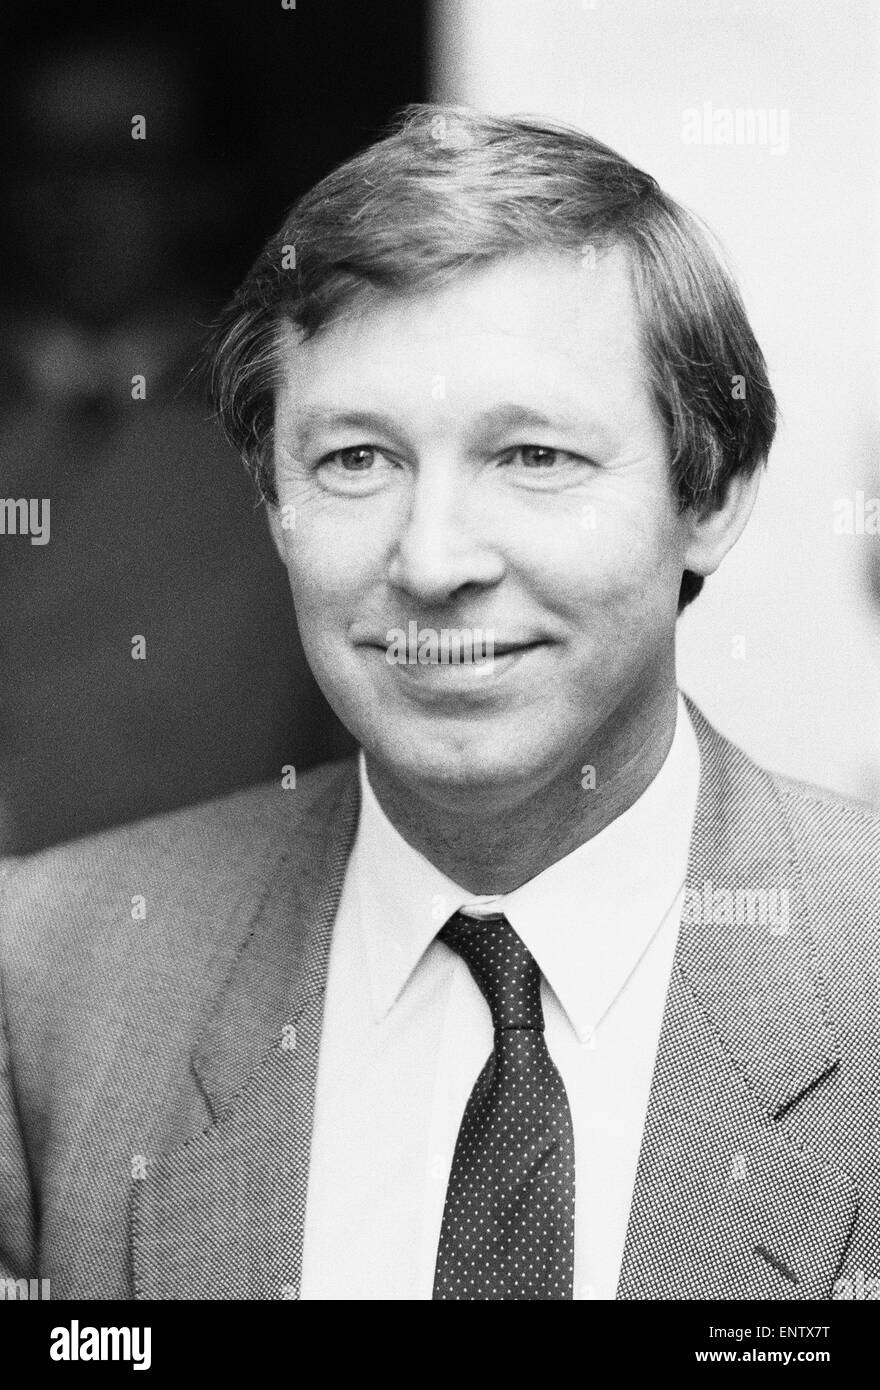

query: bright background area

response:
[432,0,880,802]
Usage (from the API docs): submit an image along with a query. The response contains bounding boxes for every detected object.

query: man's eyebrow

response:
[467,403,612,453]
[292,403,599,442]
[291,409,404,442]
[468,403,582,437]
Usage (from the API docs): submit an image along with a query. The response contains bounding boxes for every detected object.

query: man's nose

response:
[386,467,504,603]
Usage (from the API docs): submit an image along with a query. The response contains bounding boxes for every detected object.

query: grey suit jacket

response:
[1,698,878,1300]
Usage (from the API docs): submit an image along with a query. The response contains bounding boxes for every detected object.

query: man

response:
[1,105,877,1301]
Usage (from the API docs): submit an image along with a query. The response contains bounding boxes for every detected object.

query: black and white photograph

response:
[1,0,878,1356]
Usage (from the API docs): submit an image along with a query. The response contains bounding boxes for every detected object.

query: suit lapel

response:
[132,765,360,1300]
[617,700,858,1298]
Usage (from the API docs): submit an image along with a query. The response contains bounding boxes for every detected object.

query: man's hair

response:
[207,103,777,611]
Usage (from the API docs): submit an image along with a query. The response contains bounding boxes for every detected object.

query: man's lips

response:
[351,632,547,651]
[355,638,546,661]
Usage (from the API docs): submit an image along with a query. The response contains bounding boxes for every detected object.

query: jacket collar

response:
[189,765,360,1119]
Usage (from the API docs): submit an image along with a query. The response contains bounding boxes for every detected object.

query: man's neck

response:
[364,687,680,895]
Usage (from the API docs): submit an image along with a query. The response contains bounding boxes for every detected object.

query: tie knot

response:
[439,911,544,1032]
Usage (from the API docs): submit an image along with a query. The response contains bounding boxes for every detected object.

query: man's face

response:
[271,248,692,803]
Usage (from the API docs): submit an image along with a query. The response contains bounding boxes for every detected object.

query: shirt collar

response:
[353,693,701,1039]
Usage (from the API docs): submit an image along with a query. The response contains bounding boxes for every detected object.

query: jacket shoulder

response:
[0,757,357,970]
[771,768,880,928]
[686,695,879,935]
[773,767,879,819]
[687,696,879,866]
[771,768,880,870]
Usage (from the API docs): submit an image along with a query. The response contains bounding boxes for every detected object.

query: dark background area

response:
[0,0,428,854]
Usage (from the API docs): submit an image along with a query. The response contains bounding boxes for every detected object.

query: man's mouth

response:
[491,642,540,657]
[355,629,545,666]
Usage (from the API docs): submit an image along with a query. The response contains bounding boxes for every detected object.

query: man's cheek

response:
[284,555,343,645]
[541,522,657,610]
[287,525,350,597]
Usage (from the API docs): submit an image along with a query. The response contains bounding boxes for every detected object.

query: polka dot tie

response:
[432,911,576,1300]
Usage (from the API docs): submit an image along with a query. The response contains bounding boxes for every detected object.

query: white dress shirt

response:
[299,693,701,1300]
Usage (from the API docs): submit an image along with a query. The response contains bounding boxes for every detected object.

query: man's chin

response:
[362,723,550,800]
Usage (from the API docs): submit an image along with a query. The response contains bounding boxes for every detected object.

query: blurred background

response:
[1,0,877,855]
[0,0,426,853]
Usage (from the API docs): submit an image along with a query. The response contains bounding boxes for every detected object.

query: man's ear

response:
[682,465,763,581]
[266,502,286,564]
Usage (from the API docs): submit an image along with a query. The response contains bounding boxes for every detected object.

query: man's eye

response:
[319,446,381,471]
[499,445,566,468]
[520,446,559,468]
[312,444,400,495]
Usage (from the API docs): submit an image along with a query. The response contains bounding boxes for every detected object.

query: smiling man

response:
[269,247,710,877]
[1,105,878,1302]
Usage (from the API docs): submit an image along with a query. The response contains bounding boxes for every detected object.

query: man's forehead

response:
[275,247,651,436]
[281,245,640,356]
